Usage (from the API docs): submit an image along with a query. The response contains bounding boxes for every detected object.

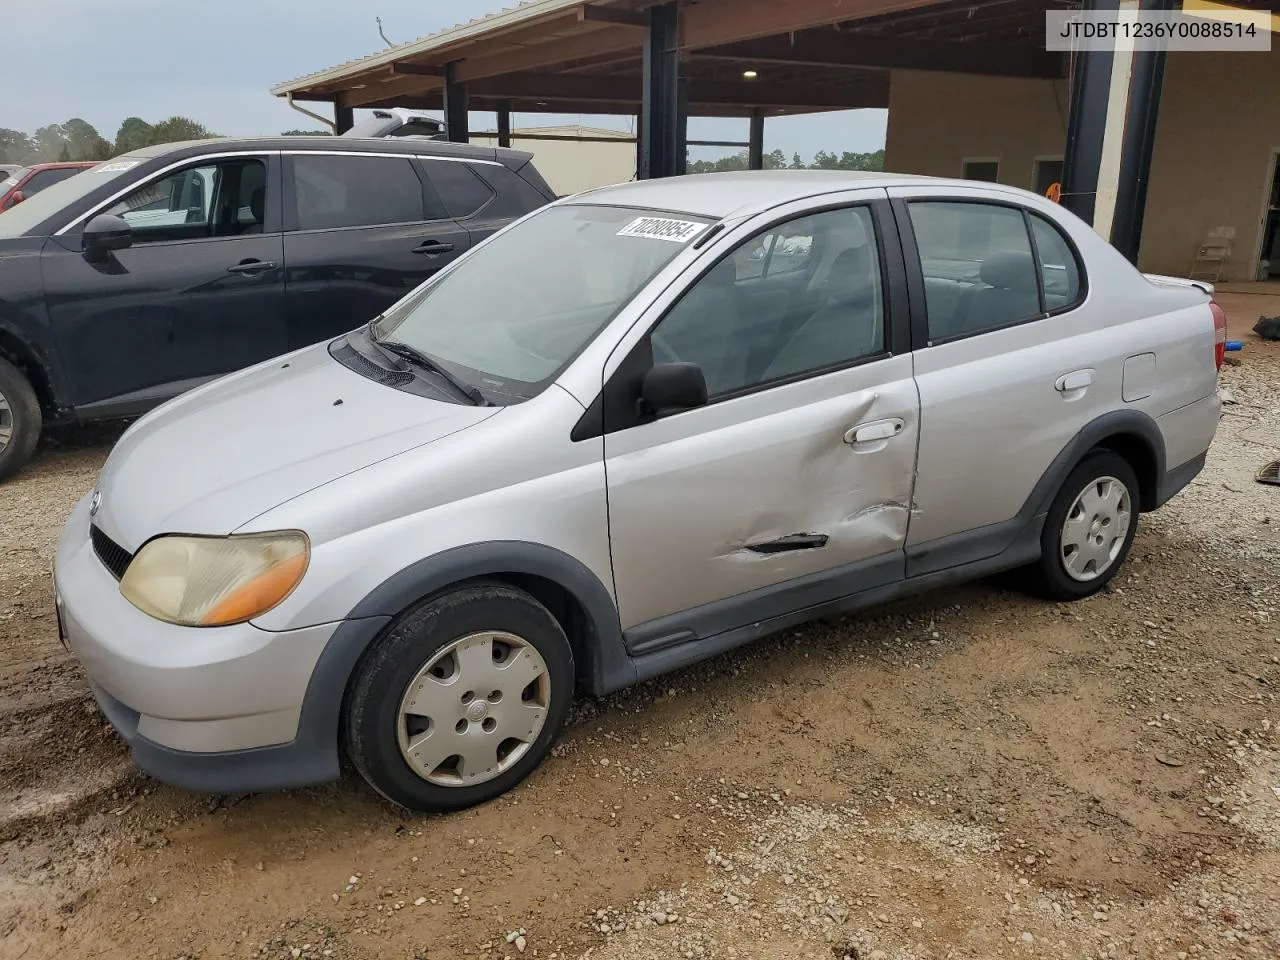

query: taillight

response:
[1210,300,1227,371]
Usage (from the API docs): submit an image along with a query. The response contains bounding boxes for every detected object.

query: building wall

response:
[884,70,1071,191]
[884,50,1280,282]
[1141,47,1280,281]
[471,125,636,196]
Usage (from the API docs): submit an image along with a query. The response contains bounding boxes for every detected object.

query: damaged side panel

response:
[605,354,921,632]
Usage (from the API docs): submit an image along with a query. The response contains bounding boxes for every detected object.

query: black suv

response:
[0,137,555,479]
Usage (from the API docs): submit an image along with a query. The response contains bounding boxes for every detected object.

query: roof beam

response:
[468,71,887,110]
[390,62,447,77]
[680,0,943,49]
[694,34,1065,79]
[452,24,642,82]
[577,4,648,28]
[339,74,440,108]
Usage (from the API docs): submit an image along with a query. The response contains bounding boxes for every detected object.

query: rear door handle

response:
[844,418,905,446]
[412,240,455,256]
[226,259,276,275]
[1055,369,1094,393]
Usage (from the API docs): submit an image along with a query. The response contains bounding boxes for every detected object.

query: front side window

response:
[650,206,885,398]
[293,154,429,230]
[909,201,1041,340]
[372,204,710,401]
[104,158,267,243]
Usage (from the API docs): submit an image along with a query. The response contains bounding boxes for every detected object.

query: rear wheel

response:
[1024,450,1139,601]
[344,582,574,812]
[0,356,41,483]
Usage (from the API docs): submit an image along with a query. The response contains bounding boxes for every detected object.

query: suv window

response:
[651,206,885,398]
[293,154,430,231]
[469,164,550,218]
[25,167,84,195]
[908,201,1041,341]
[105,158,268,243]
[733,229,816,281]
[421,159,494,219]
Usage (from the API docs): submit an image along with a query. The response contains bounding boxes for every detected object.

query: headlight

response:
[119,532,309,626]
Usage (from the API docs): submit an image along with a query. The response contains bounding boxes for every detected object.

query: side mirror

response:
[641,362,708,418]
[82,214,133,262]
[8,190,25,206]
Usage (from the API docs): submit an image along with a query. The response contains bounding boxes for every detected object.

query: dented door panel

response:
[605,354,919,632]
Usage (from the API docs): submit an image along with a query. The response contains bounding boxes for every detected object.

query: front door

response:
[603,202,920,643]
[282,152,471,349]
[43,153,286,417]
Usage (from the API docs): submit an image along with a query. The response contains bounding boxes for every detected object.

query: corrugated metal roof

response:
[271,0,597,96]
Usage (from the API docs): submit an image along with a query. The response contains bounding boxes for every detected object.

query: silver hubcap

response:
[397,631,550,787]
[1060,475,1132,582]
[0,389,12,453]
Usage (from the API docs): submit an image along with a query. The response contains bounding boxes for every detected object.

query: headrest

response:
[979,251,1038,292]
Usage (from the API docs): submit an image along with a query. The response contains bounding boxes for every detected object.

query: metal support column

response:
[334,104,354,135]
[1061,0,1169,263]
[640,2,682,179]
[443,62,470,143]
[497,101,513,148]
[748,109,765,170]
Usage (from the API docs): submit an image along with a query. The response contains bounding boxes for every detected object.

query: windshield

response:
[372,204,712,400]
[0,157,145,238]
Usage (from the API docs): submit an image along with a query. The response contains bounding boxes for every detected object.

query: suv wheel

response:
[0,356,41,482]
[344,582,574,812]
[1026,450,1140,601]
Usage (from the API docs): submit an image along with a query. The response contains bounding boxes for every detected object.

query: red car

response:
[0,161,97,213]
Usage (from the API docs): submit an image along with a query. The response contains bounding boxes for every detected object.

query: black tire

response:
[344,581,574,812]
[0,356,41,483]
[1024,449,1140,601]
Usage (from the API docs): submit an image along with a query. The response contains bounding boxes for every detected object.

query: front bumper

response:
[54,492,344,792]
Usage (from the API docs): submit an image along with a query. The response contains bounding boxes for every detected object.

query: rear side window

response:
[25,167,83,195]
[1029,214,1081,310]
[292,155,428,231]
[470,163,551,218]
[421,159,494,219]
[909,201,1041,341]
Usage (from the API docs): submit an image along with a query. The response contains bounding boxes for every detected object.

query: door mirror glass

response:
[642,362,707,418]
[82,213,133,261]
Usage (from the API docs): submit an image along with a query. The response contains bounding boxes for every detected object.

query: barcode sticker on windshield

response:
[93,160,140,174]
[617,217,704,243]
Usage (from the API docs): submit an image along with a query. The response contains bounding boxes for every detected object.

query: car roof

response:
[568,170,1022,220]
[118,136,531,166]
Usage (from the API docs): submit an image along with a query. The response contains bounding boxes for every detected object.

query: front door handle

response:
[412,240,455,256]
[844,418,905,446]
[1056,369,1094,393]
[226,259,276,275]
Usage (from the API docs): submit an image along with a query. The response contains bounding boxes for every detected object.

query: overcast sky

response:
[5,0,887,161]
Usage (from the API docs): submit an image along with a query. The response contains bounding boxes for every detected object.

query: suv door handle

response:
[1055,369,1094,393]
[226,259,276,275]
[412,240,455,256]
[844,418,905,446]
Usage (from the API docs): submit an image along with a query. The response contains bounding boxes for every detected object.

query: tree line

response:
[687,148,884,174]
[0,116,226,166]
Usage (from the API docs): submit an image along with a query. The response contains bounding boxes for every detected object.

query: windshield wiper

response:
[376,339,490,406]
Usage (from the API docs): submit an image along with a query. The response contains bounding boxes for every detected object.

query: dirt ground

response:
[2,313,1278,960]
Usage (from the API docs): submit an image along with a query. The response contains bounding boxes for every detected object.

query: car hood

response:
[93,342,499,549]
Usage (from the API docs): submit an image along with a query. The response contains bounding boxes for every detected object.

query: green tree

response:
[30,124,69,163]
[114,117,154,155]
[0,129,32,165]
[63,118,112,161]
[789,152,805,169]
[766,148,787,169]
[147,116,216,145]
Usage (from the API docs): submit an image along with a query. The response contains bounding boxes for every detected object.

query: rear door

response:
[281,152,471,349]
[889,185,1101,574]
[41,153,287,417]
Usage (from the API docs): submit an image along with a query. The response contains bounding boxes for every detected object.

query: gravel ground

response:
[1,332,1277,960]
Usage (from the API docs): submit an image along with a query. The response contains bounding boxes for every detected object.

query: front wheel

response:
[1025,450,1140,601]
[344,582,574,812]
[0,356,41,483]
